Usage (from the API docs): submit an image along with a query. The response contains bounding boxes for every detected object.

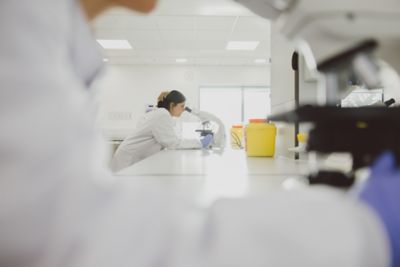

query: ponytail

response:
[157,90,186,110]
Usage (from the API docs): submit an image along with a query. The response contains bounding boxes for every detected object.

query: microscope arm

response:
[185,107,226,148]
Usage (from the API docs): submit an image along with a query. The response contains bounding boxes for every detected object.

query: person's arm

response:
[152,111,202,149]
[358,152,400,267]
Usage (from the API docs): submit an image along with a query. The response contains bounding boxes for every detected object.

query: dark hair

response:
[157,90,186,111]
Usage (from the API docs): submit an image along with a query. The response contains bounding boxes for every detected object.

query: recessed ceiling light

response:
[103,58,109,62]
[176,58,187,63]
[97,39,132,50]
[226,41,260,51]
[254,58,267,63]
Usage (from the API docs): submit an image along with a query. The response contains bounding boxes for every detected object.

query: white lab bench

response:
[115,149,310,205]
[117,149,308,176]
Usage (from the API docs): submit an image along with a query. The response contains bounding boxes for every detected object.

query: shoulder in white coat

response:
[148,108,201,149]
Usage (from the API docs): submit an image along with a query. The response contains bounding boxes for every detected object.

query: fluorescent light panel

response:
[176,58,187,63]
[226,41,259,50]
[254,58,267,63]
[97,39,132,49]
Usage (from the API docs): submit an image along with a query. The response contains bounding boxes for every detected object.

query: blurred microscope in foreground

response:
[235,0,400,187]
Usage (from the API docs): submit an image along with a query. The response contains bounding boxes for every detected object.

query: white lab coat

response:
[111,108,201,172]
[0,0,391,267]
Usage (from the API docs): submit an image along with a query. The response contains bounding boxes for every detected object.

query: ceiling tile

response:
[229,31,269,41]
[193,39,227,50]
[195,16,236,30]
[160,30,196,42]
[156,16,195,30]
[93,29,131,39]
[196,30,230,41]
[91,2,272,65]
[127,31,162,49]
[162,40,198,50]
[234,17,271,32]
[128,30,161,41]
[153,0,253,16]
[113,15,158,30]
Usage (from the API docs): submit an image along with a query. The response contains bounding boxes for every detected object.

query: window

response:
[199,86,270,127]
[243,87,271,123]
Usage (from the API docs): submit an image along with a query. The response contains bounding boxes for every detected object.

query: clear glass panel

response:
[199,86,271,127]
[243,87,271,123]
[199,87,242,127]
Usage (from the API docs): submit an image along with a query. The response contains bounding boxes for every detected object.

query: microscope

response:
[185,107,227,149]
[234,0,400,187]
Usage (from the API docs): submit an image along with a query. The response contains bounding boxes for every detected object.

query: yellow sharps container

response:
[245,119,276,157]
[230,124,244,149]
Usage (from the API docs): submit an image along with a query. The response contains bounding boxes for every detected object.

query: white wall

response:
[95,65,270,138]
[298,54,318,139]
[270,23,296,158]
[299,55,318,105]
[269,28,320,158]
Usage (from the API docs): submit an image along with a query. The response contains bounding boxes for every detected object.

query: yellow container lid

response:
[232,124,243,128]
[249,118,267,123]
